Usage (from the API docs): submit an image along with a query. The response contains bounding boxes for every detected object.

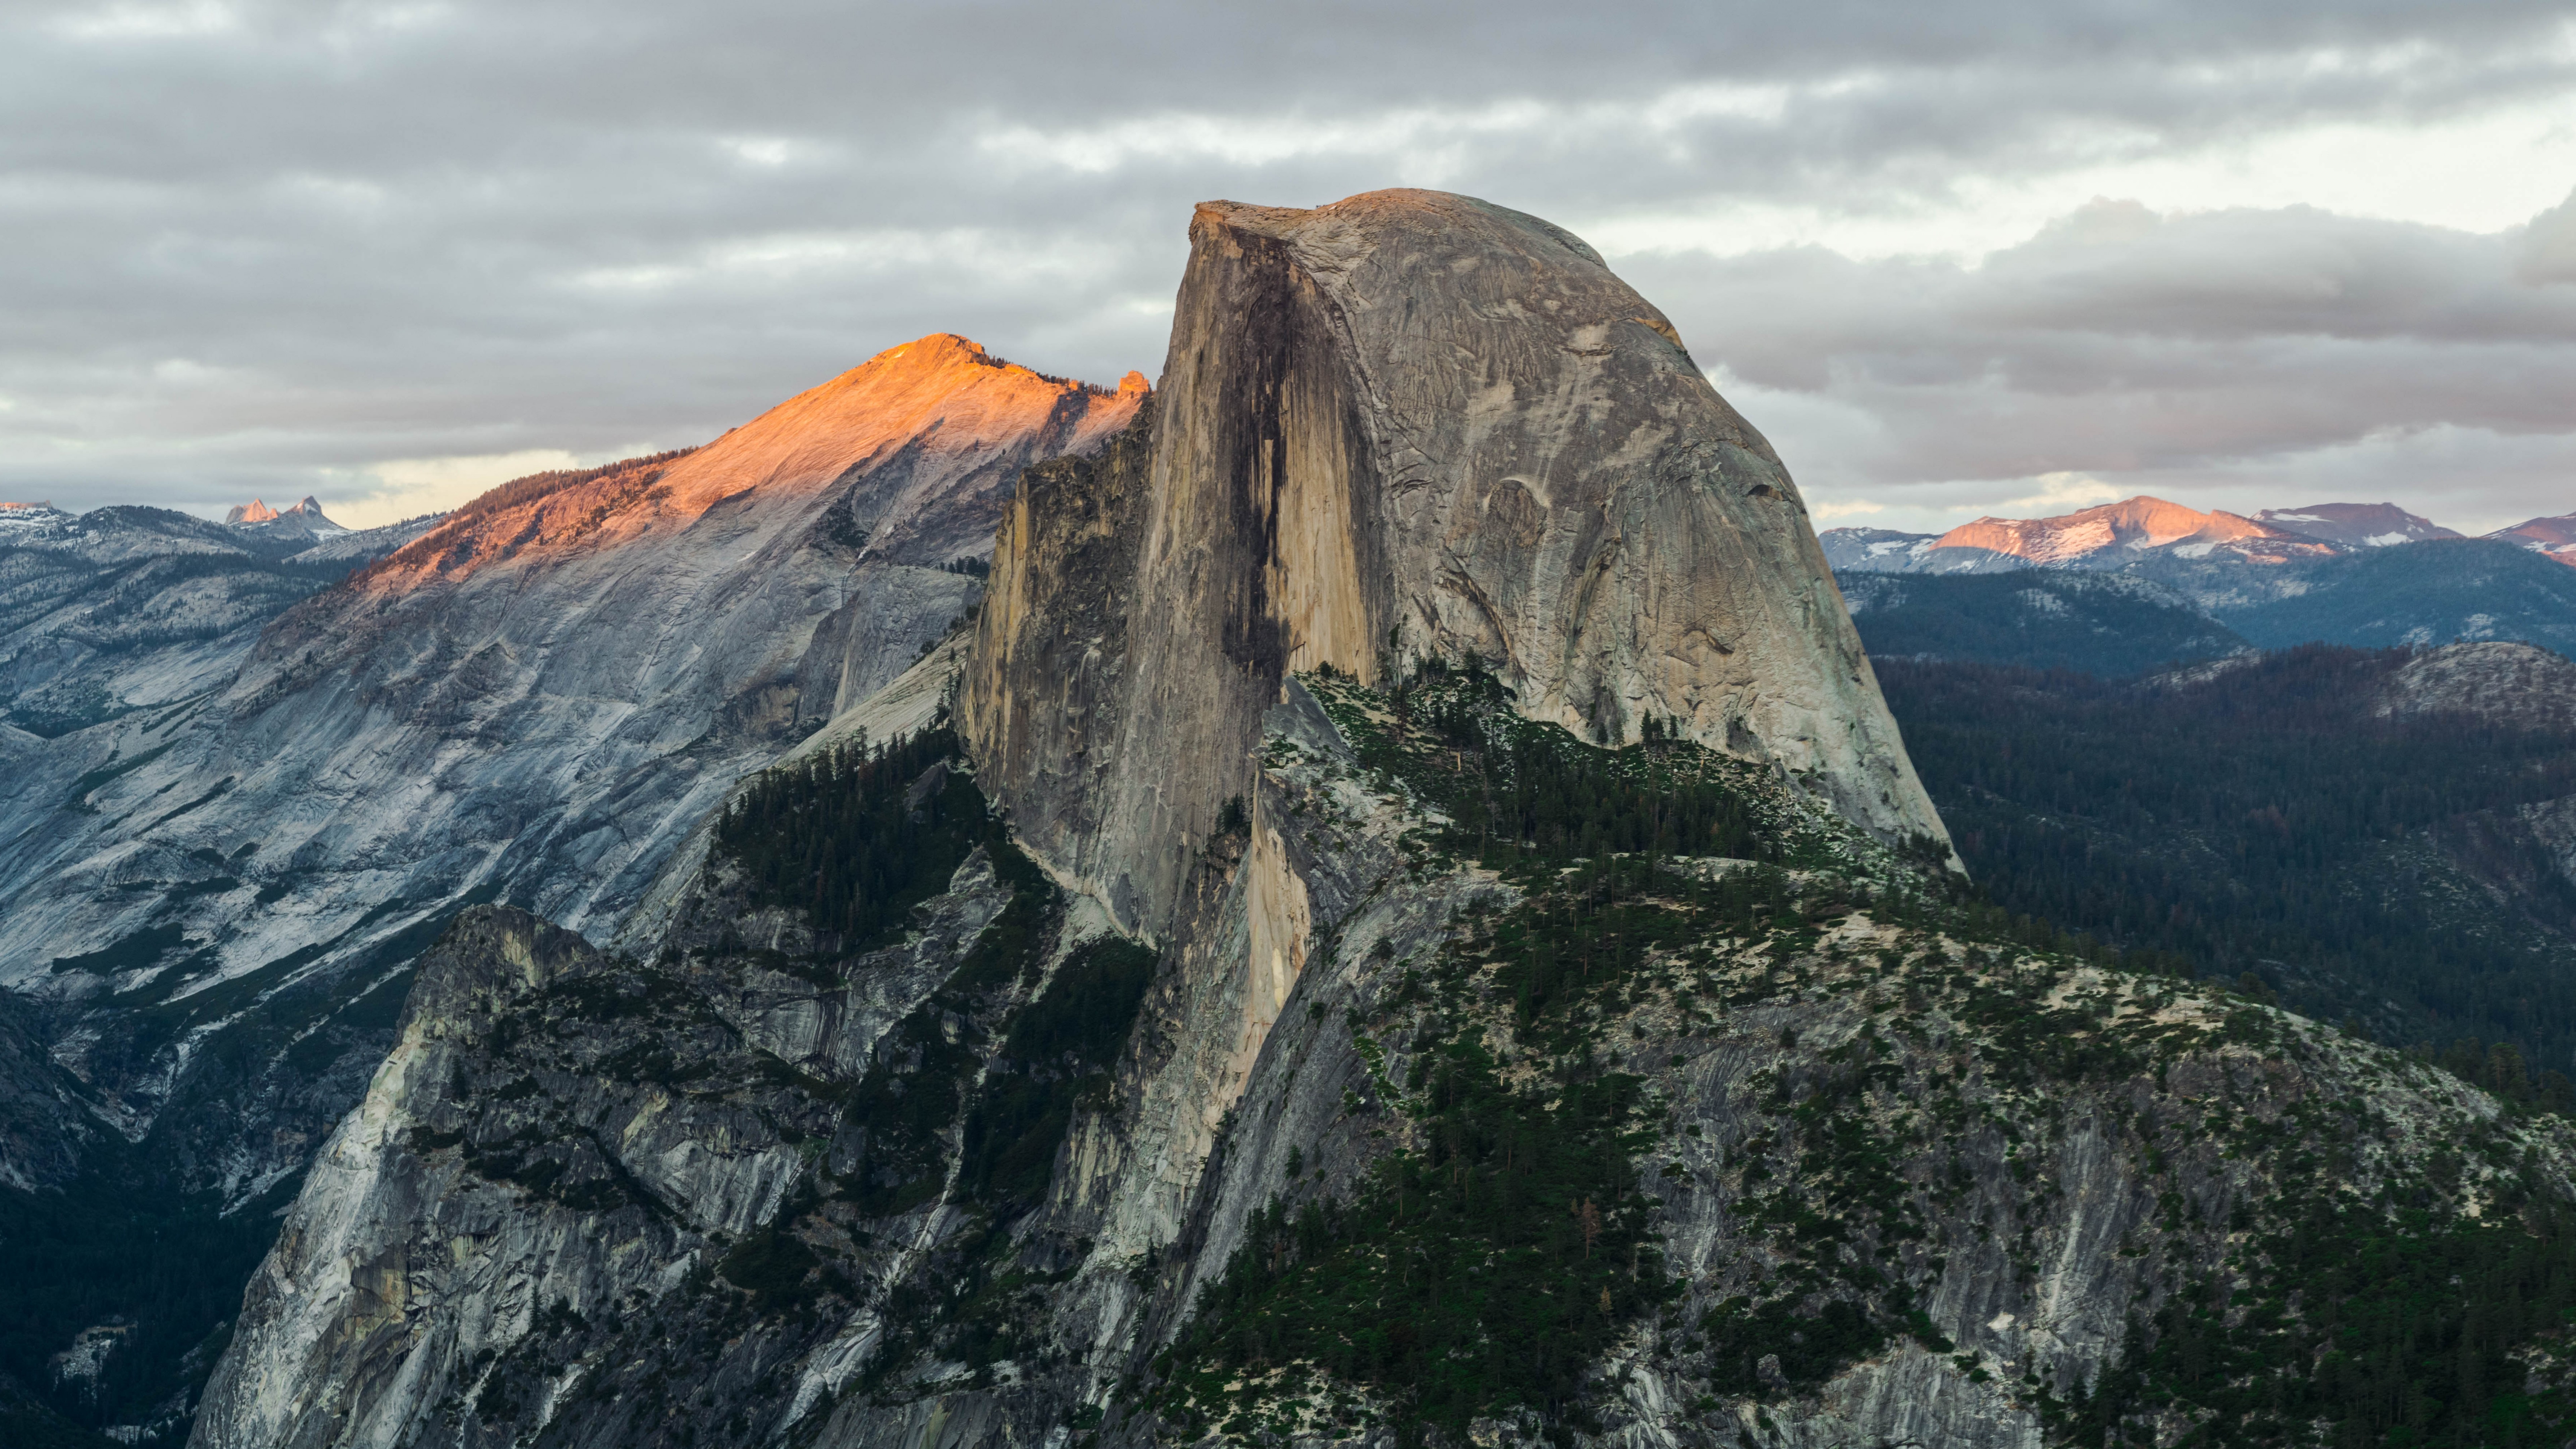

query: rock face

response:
[0,335,1140,1206]
[192,875,1021,1449]
[967,190,1944,943]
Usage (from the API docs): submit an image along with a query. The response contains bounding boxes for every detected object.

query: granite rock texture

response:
[964,189,1945,947]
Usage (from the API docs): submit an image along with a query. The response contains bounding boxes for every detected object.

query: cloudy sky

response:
[6,1,2575,535]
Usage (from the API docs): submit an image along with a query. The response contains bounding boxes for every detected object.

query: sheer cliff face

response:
[965,190,1944,938]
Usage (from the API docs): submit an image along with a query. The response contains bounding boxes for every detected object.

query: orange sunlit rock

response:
[1935,495,2336,566]
[353,334,1144,594]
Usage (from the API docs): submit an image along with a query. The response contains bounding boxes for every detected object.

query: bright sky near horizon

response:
[5,1,2575,535]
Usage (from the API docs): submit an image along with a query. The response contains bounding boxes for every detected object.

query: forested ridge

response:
[1879,646,2576,1080]
[1146,661,2576,1447]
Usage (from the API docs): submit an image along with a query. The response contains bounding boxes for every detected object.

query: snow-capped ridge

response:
[2490,512,2576,568]
[1827,497,2462,576]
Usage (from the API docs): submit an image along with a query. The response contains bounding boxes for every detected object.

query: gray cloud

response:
[1623,194,2576,530]
[4,0,2574,529]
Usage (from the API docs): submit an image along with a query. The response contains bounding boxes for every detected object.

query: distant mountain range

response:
[1841,570,2254,676]
[1824,495,2551,574]
[0,502,440,738]
[1830,495,2576,676]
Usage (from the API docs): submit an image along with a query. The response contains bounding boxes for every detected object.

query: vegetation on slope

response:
[0,1147,300,1441]
[715,726,992,948]
[1152,664,1958,1441]
[2217,537,2576,655]
[1841,571,2250,677]
[1147,660,2576,1449]
[1878,648,2576,1080]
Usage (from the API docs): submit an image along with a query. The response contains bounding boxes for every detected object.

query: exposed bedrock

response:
[964,189,1947,945]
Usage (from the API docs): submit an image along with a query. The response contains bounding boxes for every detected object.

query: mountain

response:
[0,336,1141,1441]
[1837,540,2576,678]
[965,191,1945,938]
[1825,496,2457,577]
[1826,500,2576,668]
[1824,497,2336,575]
[227,496,347,551]
[185,187,1945,1449]
[2492,511,2576,568]
[1,333,1139,1169]
[0,503,440,738]
[1817,526,2022,574]
[1879,642,2576,1074]
[1935,494,2337,568]
[177,191,2576,1449]
[1841,569,2250,675]
[2251,501,2459,548]
[2214,537,2576,653]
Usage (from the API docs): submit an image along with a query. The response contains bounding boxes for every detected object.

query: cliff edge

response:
[964,189,1945,939]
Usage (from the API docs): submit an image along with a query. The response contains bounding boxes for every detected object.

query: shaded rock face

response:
[967,190,1944,943]
[189,872,1022,1449]
[0,985,94,1191]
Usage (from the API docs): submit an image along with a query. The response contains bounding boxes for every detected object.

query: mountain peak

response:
[355,335,1145,594]
[1932,494,2334,567]
[2253,502,2458,548]
[966,186,1944,941]
[225,495,343,532]
[2490,511,2576,567]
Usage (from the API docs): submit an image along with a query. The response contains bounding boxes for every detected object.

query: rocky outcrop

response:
[190,890,1014,1449]
[2375,640,2576,731]
[966,190,1945,944]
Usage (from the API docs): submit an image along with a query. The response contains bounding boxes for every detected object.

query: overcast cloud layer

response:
[6,0,2575,534]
